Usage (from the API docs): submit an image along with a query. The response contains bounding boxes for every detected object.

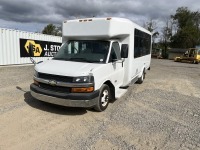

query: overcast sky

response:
[0,0,199,33]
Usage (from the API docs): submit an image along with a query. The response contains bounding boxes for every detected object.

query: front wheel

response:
[94,84,110,112]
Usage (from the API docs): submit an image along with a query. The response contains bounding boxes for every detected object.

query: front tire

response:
[94,84,110,112]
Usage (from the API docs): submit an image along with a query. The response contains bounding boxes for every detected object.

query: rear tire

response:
[137,70,145,84]
[94,84,110,112]
[193,60,198,64]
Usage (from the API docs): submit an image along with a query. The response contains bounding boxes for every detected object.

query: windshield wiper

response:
[69,58,93,63]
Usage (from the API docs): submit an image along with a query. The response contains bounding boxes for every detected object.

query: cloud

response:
[0,0,199,32]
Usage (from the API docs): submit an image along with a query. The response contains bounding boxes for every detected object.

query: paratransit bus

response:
[30,17,152,112]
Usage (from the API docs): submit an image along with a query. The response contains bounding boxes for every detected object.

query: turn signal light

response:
[71,87,94,93]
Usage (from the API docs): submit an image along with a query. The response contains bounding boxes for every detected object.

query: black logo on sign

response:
[20,38,62,57]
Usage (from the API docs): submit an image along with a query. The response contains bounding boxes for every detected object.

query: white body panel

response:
[62,18,151,86]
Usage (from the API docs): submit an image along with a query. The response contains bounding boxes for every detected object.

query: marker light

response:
[71,87,94,93]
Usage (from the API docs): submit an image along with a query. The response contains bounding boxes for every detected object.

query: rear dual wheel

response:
[137,70,145,84]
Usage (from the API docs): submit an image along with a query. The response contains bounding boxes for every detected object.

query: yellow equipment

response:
[174,48,200,64]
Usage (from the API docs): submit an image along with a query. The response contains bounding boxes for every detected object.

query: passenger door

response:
[108,42,124,88]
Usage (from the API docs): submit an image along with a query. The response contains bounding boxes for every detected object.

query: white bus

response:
[30,17,152,111]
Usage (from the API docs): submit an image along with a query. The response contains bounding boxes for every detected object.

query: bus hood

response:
[35,59,103,77]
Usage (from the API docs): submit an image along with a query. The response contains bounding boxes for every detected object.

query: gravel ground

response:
[0,59,200,150]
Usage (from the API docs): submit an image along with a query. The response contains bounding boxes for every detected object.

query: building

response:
[168,48,187,60]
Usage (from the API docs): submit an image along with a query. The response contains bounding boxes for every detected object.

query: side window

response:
[134,29,151,58]
[109,42,121,62]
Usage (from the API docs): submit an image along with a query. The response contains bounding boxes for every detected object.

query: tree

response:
[170,7,200,48]
[42,24,62,36]
[159,19,173,58]
[144,19,159,48]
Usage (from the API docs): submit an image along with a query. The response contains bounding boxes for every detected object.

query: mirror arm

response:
[122,58,125,67]
[112,59,125,67]
[30,57,36,65]
[29,43,37,65]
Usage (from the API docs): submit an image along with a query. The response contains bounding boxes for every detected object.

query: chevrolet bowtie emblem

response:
[49,80,57,86]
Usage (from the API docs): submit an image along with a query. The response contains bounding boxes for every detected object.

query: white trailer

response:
[30,17,152,111]
[0,28,62,65]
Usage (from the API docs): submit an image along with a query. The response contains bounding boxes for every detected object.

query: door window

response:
[109,42,121,62]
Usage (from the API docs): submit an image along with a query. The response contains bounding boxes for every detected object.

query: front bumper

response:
[30,84,99,108]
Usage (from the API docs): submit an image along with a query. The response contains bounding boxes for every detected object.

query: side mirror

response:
[121,44,128,58]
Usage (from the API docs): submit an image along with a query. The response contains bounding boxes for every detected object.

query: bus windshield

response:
[54,40,110,63]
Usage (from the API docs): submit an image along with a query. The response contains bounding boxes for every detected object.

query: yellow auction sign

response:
[20,38,62,57]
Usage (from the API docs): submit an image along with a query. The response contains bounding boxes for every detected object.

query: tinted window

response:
[134,29,151,58]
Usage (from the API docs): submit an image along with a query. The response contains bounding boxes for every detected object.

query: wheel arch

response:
[103,80,115,100]
[139,66,146,78]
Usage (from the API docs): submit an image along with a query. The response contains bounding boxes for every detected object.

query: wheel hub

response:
[101,90,109,107]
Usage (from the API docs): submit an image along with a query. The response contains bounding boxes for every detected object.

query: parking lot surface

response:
[0,59,200,150]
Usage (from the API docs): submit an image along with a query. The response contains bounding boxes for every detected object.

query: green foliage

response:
[42,24,62,36]
[171,7,200,48]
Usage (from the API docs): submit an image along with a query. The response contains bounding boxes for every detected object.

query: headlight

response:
[34,70,38,77]
[72,76,94,83]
